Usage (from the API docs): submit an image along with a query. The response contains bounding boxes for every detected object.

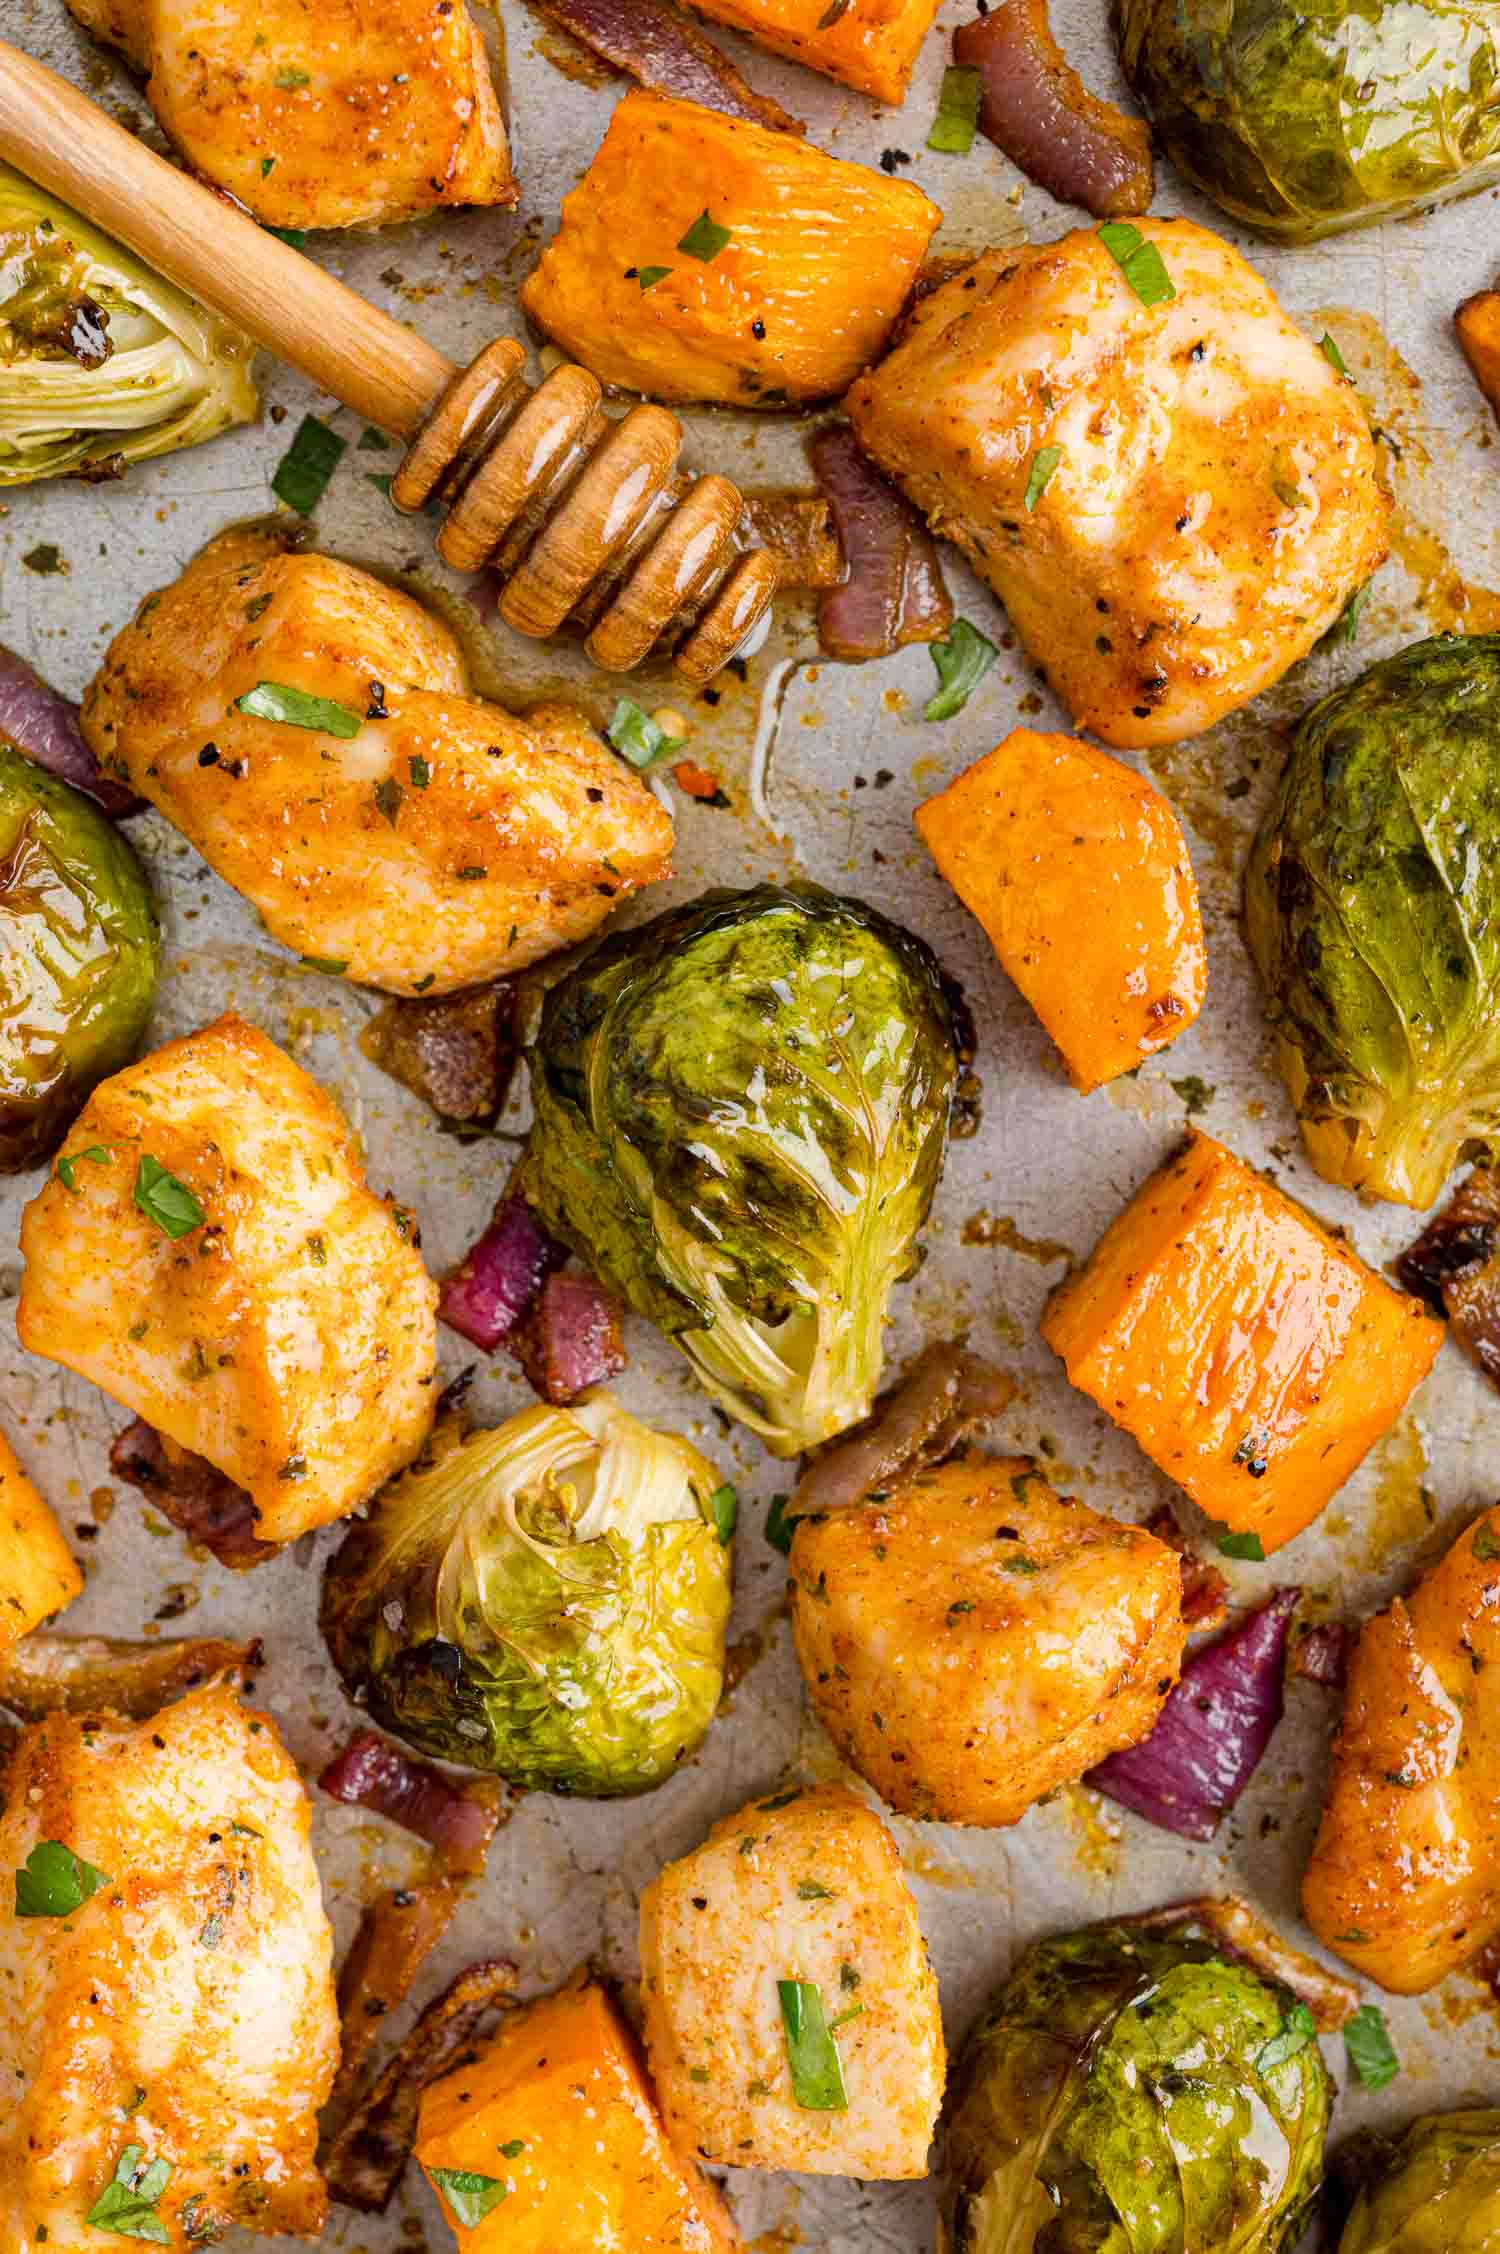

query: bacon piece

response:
[510,1270,627,1402]
[537,0,803,132]
[810,425,954,662]
[329,1879,463,2113]
[0,1632,261,1720]
[108,1419,274,1569]
[360,981,518,1127]
[319,1729,503,1877]
[953,0,1153,219]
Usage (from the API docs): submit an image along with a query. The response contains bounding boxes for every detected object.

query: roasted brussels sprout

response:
[1247,636,1500,1210]
[320,1391,733,1794]
[0,741,159,1171]
[943,1919,1332,2254]
[1338,2111,1500,2252]
[1115,0,1500,241]
[523,883,960,1456]
[0,164,257,485]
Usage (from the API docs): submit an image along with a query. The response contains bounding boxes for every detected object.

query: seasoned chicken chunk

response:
[639,1784,944,2178]
[0,1429,81,1650]
[17,1015,436,1545]
[65,0,514,231]
[789,1456,1186,1827]
[0,1680,338,2252]
[846,221,1387,749]
[82,529,672,996]
[1303,1507,1500,1994]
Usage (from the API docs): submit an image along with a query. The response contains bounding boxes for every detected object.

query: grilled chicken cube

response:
[65,0,514,230]
[0,1680,338,2249]
[1303,1506,1500,1993]
[846,220,1387,749]
[0,1429,82,1649]
[17,1014,437,1546]
[639,1783,944,2178]
[789,1456,1186,1827]
[82,528,673,996]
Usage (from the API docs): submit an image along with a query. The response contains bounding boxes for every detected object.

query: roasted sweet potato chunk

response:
[521,91,940,408]
[915,728,1206,1092]
[1041,1132,1444,1554]
[0,1430,81,1650]
[682,0,940,101]
[1457,289,1500,425]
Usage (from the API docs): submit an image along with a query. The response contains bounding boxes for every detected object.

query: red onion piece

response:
[953,0,1153,220]
[108,1419,274,1569]
[1088,1587,1301,1841]
[539,0,803,131]
[320,1728,503,1875]
[810,425,954,663]
[511,1271,626,1403]
[0,643,143,817]
[790,1343,1014,1519]
[1291,1621,1349,1690]
[438,1193,565,1352]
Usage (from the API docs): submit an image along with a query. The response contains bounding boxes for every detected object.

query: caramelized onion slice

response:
[789,1344,1014,1520]
[809,425,954,663]
[1128,1893,1359,2031]
[329,1879,463,2117]
[0,1632,262,1720]
[953,0,1153,219]
[538,0,802,132]
[320,1728,504,1876]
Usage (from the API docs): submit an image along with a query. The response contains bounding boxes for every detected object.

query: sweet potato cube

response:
[683,0,940,101]
[1457,289,1500,426]
[0,1429,81,1650]
[915,729,1206,1092]
[1041,1132,1444,1554]
[416,1979,740,2254]
[521,91,940,408]
[639,1783,944,2178]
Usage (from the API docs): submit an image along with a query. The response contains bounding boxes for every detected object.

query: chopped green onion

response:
[1097,221,1175,308]
[1344,2004,1399,2090]
[301,955,348,976]
[268,227,308,250]
[927,65,981,153]
[429,2169,509,2228]
[1319,332,1351,379]
[1024,445,1062,511]
[606,698,683,768]
[273,65,310,87]
[1255,2001,1317,2074]
[706,1483,738,1545]
[14,1839,111,1918]
[778,1979,849,2111]
[1323,580,1371,648]
[271,412,345,515]
[1214,1527,1266,1561]
[766,1492,794,1556]
[924,618,998,722]
[86,2149,172,2243]
[638,265,672,290]
[56,1145,112,1192]
[234,681,362,736]
[677,212,732,262]
[134,1155,205,1242]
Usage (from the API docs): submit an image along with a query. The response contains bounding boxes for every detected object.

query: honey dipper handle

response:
[0,37,455,436]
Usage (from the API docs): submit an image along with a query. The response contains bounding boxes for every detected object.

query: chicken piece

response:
[1303,1507,1500,1994]
[789,1455,1186,1827]
[521,92,940,408]
[416,1979,742,2252]
[682,0,940,103]
[915,728,1206,1092]
[0,1430,82,1651]
[1042,1131,1443,1554]
[846,221,1387,750]
[65,0,514,231]
[638,1783,944,2178]
[82,529,672,996]
[17,1015,437,1545]
[0,1680,338,2250]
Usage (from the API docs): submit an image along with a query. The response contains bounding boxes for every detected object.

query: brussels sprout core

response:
[320,1392,733,1795]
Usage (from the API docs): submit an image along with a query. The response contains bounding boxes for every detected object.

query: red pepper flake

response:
[672,759,730,805]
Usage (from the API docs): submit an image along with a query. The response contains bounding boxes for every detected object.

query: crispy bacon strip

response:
[509,1271,627,1403]
[329,1879,463,2114]
[108,1420,274,1569]
[810,426,954,662]
[320,1729,504,1876]
[537,0,803,131]
[1129,1893,1359,2031]
[360,982,519,1126]
[953,0,1153,218]
[0,1632,261,1720]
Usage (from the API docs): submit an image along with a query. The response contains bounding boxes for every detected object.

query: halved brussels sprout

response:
[1338,2111,1500,2252]
[319,1391,733,1795]
[523,883,960,1457]
[0,742,160,1171]
[1116,0,1500,241]
[943,1919,1332,2254]
[1246,635,1500,1209]
[0,164,257,484]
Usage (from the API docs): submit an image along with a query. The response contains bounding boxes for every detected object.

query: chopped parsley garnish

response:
[637,265,672,290]
[706,1483,738,1545]
[1343,2004,1399,2089]
[765,1492,795,1556]
[1171,1075,1214,1116]
[273,66,310,88]
[269,228,308,250]
[796,1878,836,1900]
[56,1145,112,1192]
[677,211,732,262]
[301,955,348,976]
[86,2148,173,2242]
[15,1839,111,1918]
[1024,445,1062,511]
[606,697,683,768]
[778,1979,849,2110]
[1319,331,1351,380]
[358,426,392,451]
[133,1155,205,1242]
[270,412,345,515]
[1255,2001,1317,2074]
[429,2169,509,2227]
[1097,221,1175,308]
[924,618,998,722]
[927,64,981,153]
[234,682,362,736]
[1324,580,1371,648]
[1474,1520,1500,1563]
[408,755,431,789]
[1214,1527,1266,1561]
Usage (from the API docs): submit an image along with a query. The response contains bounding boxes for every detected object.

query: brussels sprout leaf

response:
[234,681,363,736]
[606,698,683,768]
[1256,2001,1317,2072]
[927,65,981,152]
[766,1492,794,1555]
[924,618,998,721]
[430,2168,509,2227]
[271,412,345,515]
[706,1483,738,1544]
[86,2148,172,2241]
[1097,222,1175,307]
[133,1155,205,1241]
[1344,2004,1399,2089]
[778,1978,849,2110]
[15,1838,111,1917]
[1024,447,1062,511]
[677,212,731,261]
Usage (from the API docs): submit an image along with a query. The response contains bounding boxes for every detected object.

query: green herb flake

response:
[1171,1075,1215,1117]
[1255,2001,1317,2074]
[22,544,66,577]
[1474,1521,1500,1563]
[765,1492,794,1556]
[924,618,999,722]
[1344,2003,1399,2089]
[273,65,310,87]
[677,212,732,262]
[1097,221,1176,309]
[234,681,361,736]
[270,413,345,515]
[927,64,981,153]
[1319,332,1351,380]
[1324,580,1372,649]
[497,2141,525,2160]
[408,755,431,790]
[86,2148,173,2242]
[260,157,276,178]
[778,1979,849,2111]
[15,1839,112,1918]
[637,265,672,290]
[606,697,683,769]
[198,1912,226,1949]
[839,1962,861,1992]
[429,2169,509,2228]
[706,1483,738,1545]
[796,1878,836,1900]
[1271,452,1310,510]
[828,2004,864,2032]
[1212,1525,1266,1560]
[300,955,348,976]
[133,1155,205,1242]
[57,1145,113,1192]
[1024,445,1063,512]
[1000,1553,1041,1575]
[358,427,392,452]
[373,778,404,827]
[269,227,308,249]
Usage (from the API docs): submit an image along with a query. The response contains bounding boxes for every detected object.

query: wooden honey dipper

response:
[0,38,783,683]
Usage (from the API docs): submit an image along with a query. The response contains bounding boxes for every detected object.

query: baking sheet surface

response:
[4,0,1500,2244]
